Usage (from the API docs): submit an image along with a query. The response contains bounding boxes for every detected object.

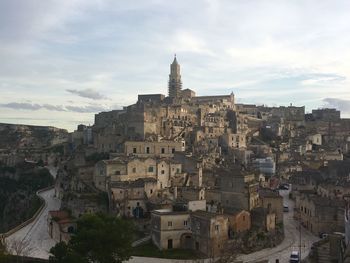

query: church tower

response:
[168,55,182,98]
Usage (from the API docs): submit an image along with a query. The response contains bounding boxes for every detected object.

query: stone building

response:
[220,133,247,149]
[190,210,229,257]
[93,156,185,192]
[259,188,283,224]
[47,210,76,243]
[109,179,154,218]
[251,207,276,232]
[219,168,259,211]
[178,187,206,201]
[297,193,345,235]
[151,209,191,250]
[226,209,251,236]
[124,140,185,157]
[312,108,341,121]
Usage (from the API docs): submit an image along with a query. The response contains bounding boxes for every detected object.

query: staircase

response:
[316,241,331,263]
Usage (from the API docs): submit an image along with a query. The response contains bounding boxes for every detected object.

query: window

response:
[150,189,153,194]
[133,147,137,154]
[148,166,154,172]
[161,148,165,154]
[115,171,120,175]
[68,226,75,233]
[168,221,172,227]
[172,148,175,153]
[161,170,165,175]
[184,220,188,226]
[146,147,150,154]
[132,167,136,173]
[176,168,180,173]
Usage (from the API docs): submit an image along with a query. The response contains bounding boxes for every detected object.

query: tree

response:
[49,242,85,263]
[4,238,35,263]
[49,213,134,263]
[0,240,9,262]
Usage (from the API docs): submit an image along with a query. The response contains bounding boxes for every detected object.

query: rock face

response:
[0,123,68,149]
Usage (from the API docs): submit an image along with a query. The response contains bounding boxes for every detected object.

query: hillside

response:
[0,162,54,233]
[0,123,68,149]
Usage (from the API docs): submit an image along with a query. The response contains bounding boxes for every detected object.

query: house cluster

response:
[43,57,350,257]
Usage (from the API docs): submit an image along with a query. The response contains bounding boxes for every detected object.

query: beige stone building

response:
[48,210,76,243]
[93,156,185,192]
[124,140,185,157]
[259,188,283,224]
[109,179,155,218]
[191,210,229,257]
[251,207,276,232]
[297,194,344,235]
[220,133,247,149]
[219,168,259,211]
[226,209,251,235]
[151,209,191,250]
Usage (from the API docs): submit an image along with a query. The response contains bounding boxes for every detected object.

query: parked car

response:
[279,183,290,190]
[290,251,300,262]
[283,204,289,212]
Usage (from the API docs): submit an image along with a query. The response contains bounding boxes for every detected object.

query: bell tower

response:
[168,55,182,98]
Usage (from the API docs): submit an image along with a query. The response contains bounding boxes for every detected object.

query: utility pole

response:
[299,211,302,262]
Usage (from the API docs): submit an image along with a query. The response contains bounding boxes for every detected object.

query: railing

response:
[132,235,151,247]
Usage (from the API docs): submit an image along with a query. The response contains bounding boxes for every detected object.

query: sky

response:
[0,0,350,131]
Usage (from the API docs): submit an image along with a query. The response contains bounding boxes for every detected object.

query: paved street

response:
[5,167,61,259]
[237,189,320,263]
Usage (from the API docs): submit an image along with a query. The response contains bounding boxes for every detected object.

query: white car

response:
[290,251,300,262]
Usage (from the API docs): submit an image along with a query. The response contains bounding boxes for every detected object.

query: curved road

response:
[5,167,61,259]
[237,189,319,263]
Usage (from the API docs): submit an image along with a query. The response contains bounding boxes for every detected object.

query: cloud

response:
[65,104,107,113]
[66,88,106,100]
[323,98,350,113]
[1,102,43,111]
[0,102,107,113]
[301,74,346,86]
[0,102,66,111]
[168,31,214,56]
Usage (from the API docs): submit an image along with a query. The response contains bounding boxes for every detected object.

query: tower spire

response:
[168,55,182,98]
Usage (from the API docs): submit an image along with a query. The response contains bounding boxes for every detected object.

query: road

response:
[236,189,319,263]
[5,167,61,259]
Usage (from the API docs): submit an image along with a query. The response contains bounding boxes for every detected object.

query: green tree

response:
[49,213,134,263]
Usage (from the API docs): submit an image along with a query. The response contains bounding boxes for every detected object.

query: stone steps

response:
[316,242,331,263]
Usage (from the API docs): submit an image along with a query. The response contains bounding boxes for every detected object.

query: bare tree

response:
[4,238,35,263]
